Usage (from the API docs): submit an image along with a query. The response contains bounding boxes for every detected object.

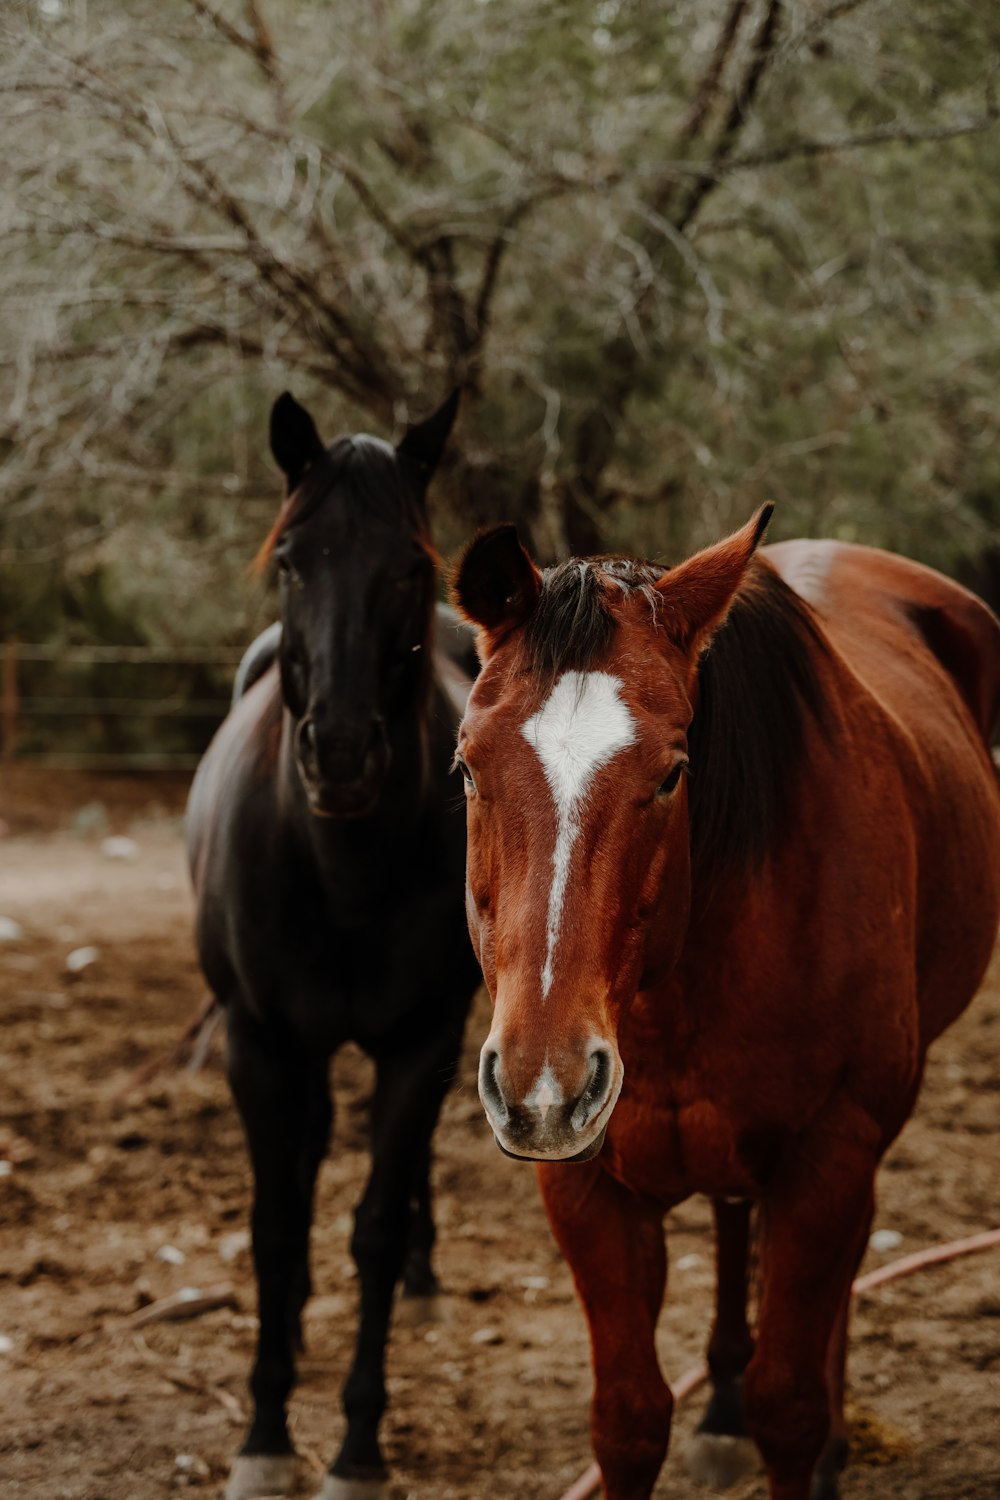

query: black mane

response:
[688,563,828,876]
[524,555,827,876]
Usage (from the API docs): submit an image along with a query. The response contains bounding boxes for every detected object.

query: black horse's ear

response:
[270,392,326,492]
[396,389,460,480]
[452,524,541,659]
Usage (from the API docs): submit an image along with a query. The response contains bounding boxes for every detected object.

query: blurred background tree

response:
[2,0,999,661]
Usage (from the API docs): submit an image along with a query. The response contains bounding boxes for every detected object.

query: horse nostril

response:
[571,1046,615,1133]
[479,1048,509,1126]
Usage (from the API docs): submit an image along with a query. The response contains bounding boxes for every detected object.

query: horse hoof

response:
[395,1292,443,1329]
[401,1257,440,1301]
[313,1477,395,1500]
[684,1431,761,1489]
[226,1453,297,1499]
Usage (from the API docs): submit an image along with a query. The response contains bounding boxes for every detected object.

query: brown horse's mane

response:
[524,555,828,876]
[252,435,433,575]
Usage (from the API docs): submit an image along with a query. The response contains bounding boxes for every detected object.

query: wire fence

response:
[1,641,245,771]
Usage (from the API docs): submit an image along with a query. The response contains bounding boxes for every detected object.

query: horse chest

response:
[276,871,472,1054]
[604,1089,776,1204]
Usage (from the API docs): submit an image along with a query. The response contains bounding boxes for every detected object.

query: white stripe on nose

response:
[524,1063,564,1122]
[521,672,636,998]
[534,1080,555,1119]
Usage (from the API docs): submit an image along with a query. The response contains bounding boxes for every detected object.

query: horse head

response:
[260,390,458,819]
[453,507,772,1161]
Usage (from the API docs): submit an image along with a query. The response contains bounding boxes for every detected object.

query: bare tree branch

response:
[727,110,1000,171]
[188,0,288,122]
[676,0,752,152]
[473,196,542,345]
[674,0,784,233]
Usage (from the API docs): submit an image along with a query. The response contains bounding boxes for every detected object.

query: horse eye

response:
[656,762,688,798]
[276,553,303,588]
[452,755,477,794]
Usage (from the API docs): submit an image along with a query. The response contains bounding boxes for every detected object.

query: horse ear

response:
[270,392,326,492]
[452,524,542,658]
[397,389,460,480]
[656,504,774,653]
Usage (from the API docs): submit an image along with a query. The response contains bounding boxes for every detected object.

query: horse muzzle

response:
[478,1038,623,1163]
[495,1123,609,1164]
[295,714,389,819]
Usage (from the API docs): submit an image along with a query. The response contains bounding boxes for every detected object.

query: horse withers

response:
[452,511,1000,1500]
[187,392,481,1500]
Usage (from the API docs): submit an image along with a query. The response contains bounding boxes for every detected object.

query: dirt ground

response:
[0,769,998,1500]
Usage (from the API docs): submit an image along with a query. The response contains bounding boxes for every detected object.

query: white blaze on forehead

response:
[521,671,636,997]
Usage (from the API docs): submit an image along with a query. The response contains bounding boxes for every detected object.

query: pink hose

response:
[556,1226,1000,1500]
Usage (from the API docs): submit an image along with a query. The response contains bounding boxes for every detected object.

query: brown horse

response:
[452,510,1000,1500]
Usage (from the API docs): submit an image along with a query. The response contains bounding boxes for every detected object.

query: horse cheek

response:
[638,820,692,987]
[464,857,494,997]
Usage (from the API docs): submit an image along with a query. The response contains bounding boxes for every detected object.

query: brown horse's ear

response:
[397,389,460,481]
[656,504,774,654]
[452,524,541,659]
[270,393,326,493]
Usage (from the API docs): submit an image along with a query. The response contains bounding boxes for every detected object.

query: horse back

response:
[769,539,1000,750]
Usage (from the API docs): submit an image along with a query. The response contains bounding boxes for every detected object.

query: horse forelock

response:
[523,556,664,677]
[253,434,431,574]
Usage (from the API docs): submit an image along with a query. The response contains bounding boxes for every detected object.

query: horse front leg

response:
[321,1023,462,1499]
[226,1006,330,1500]
[688,1197,759,1488]
[289,1064,334,1353]
[400,1138,440,1300]
[743,1107,879,1500]
[539,1161,672,1500]
[809,1190,874,1500]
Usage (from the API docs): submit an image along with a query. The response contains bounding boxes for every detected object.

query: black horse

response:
[187,391,481,1500]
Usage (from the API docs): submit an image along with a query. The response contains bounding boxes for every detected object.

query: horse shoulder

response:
[231,621,282,704]
[187,676,287,976]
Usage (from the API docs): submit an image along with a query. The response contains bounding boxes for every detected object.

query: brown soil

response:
[0,770,997,1500]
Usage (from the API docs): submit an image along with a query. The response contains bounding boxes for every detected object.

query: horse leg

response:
[538,1161,672,1500]
[225,1008,329,1500]
[742,1108,880,1500]
[289,1067,334,1352]
[687,1197,759,1488]
[810,1190,874,1500]
[400,1139,440,1299]
[322,1025,461,1498]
